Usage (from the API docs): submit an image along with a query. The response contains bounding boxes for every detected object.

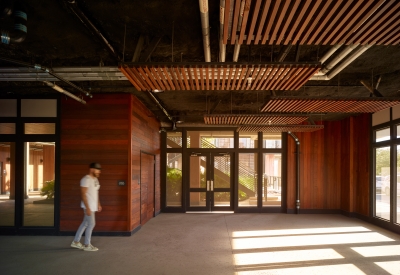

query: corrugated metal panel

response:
[238,124,324,132]
[261,97,400,113]
[225,0,400,45]
[204,114,308,125]
[119,63,320,92]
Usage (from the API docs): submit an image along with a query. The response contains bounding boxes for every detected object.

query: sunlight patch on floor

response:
[374,261,400,274]
[232,232,394,250]
[232,226,370,238]
[352,245,400,257]
[234,248,343,266]
[236,263,366,275]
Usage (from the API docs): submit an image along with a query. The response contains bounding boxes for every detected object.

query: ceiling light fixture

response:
[153,89,164,93]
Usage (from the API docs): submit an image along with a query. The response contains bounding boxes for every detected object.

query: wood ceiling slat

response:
[203,114,309,125]
[231,66,239,90]
[174,67,184,91]
[119,66,143,91]
[348,1,400,44]
[291,0,314,44]
[281,67,302,90]
[260,97,400,113]
[137,67,155,90]
[238,124,324,132]
[157,66,170,90]
[221,67,227,90]
[270,0,291,45]
[238,0,252,45]
[168,67,180,90]
[260,67,277,90]
[223,0,231,44]
[261,0,281,44]
[131,67,150,91]
[230,0,241,45]
[256,66,272,90]
[265,66,284,90]
[150,67,165,91]
[279,66,298,90]
[250,65,263,90]
[181,67,190,90]
[187,67,194,90]
[241,65,253,90]
[226,67,233,90]
[193,66,200,90]
[294,66,320,90]
[216,66,221,90]
[284,0,311,45]
[324,0,364,45]
[366,13,400,45]
[205,67,210,90]
[315,0,354,45]
[200,66,204,90]
[246,0,262,45]
[210,66,214,90]
[143,66,160,90]
[162,67,175,90]
[276,0,300,45]
[287,66,312,90]
[271,67,291,90]
[308,0,342,45]
[336,0,384,44]
[300,0,329,44]
[254,0,271,44]
[236,65,247,90]
[382,29,400,45]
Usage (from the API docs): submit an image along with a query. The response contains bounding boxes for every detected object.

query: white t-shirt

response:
[80,175,100,211]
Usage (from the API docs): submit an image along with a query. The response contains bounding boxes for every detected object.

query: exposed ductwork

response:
[218,0,226,62]
[310,44,372,81]
[64,0,121,61]
[1,1,27,44]
[199,0,211,62]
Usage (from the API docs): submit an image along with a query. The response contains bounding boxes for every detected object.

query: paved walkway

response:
[1,213,400,275]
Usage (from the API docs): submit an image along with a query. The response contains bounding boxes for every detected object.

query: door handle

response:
[207,180,210,191]
[211,180,214,191]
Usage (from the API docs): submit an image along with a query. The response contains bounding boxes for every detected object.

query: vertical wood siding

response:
[287,114,370,216]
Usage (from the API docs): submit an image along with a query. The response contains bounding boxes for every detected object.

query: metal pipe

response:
[43,81,86,104]
[233,43,241,62]
[199,0,211,62]
[318,44,359,75]
[310,45,372,81]
[0,56,92,96]
[64,0,121,61]
[219,0,226,62]
[288,131,300,214]
[318,44,342,64]
[147,91,174,123]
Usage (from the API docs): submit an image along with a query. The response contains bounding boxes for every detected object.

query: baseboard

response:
[155,210,161,216]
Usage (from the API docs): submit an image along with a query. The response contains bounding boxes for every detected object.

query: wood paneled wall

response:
[60,94,160,233]
[287,114,370,216]
[130,96,160,231]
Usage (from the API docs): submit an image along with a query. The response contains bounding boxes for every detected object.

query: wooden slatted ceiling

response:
[261,97,400,113]
[238,124,324,132]
[204,114,308,125]
[119,63,320,91]
[224,0,400,45]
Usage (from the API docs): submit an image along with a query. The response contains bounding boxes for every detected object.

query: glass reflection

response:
[263,153,282,207]
[375,146,390,220]
[23,142,55,226]
[166,153,182,207]
[238,153,258,207]
[0,142,15,226]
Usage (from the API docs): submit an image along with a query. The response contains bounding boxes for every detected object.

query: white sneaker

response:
[71,241,84,249]
[83,244,99,252]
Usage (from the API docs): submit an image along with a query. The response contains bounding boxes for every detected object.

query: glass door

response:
[187,152,232,212]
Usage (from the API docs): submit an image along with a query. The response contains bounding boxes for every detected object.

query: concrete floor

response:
[1,213,400,275]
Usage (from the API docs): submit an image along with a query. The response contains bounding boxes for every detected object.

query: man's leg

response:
[73,209,89,243]
[84,211,96,246]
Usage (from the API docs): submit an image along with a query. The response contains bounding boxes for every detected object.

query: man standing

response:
[71,163,102,251]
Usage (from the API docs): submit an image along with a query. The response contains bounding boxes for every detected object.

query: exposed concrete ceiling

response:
[0,0,399,126]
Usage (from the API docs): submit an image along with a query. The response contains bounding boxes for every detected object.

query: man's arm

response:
[80,186,91,216]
